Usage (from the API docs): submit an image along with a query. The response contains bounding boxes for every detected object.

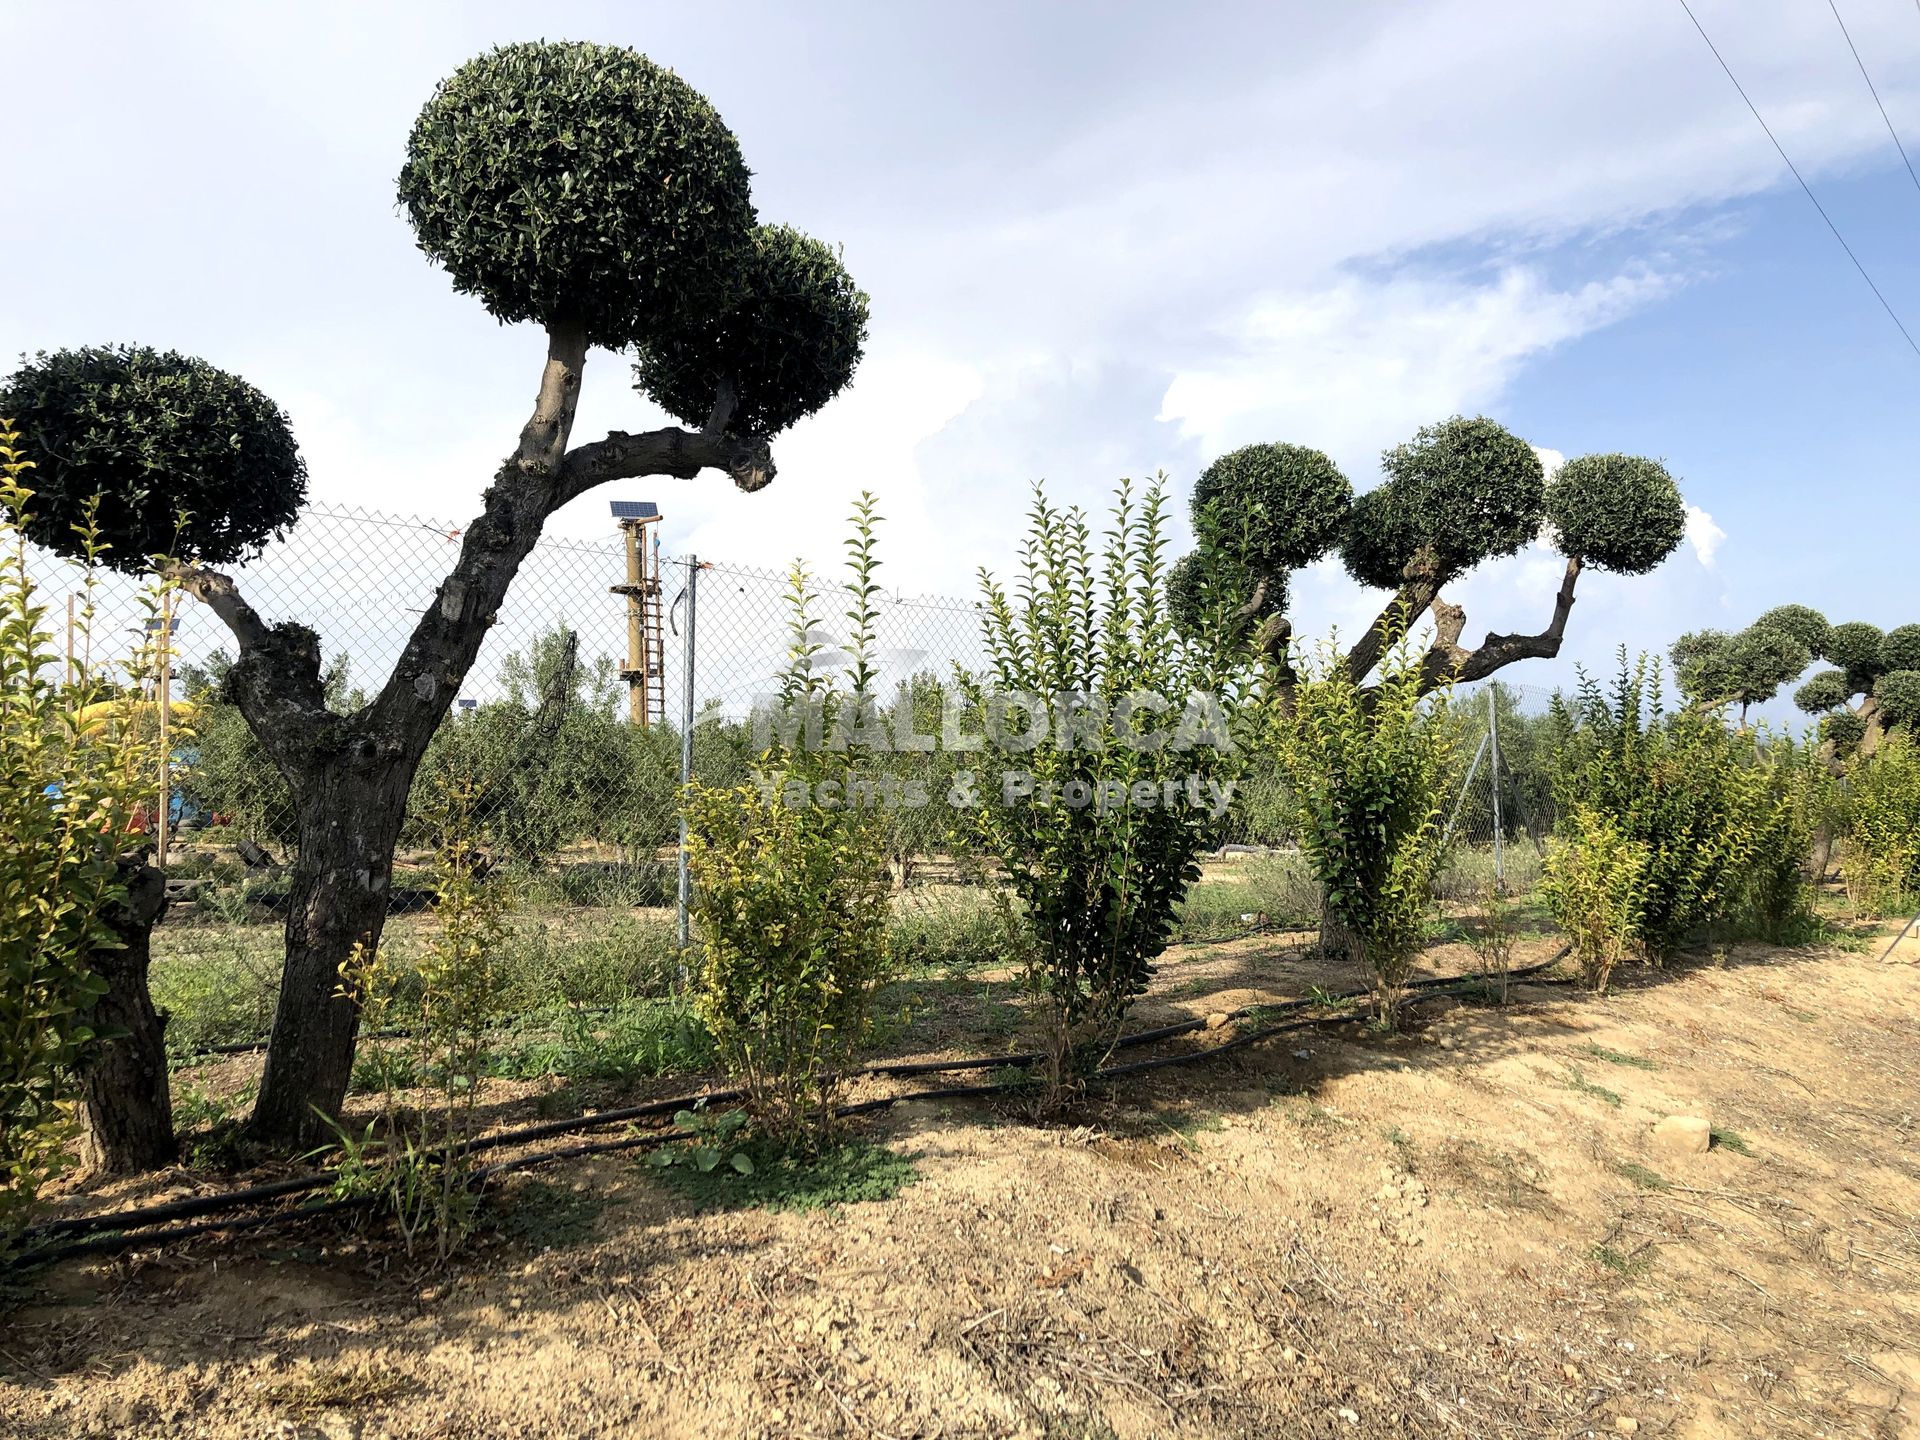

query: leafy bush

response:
[326,783,512,1259]
[1549,654,1764,961]
[683,497,896,1141]
[1275,615,1453,1021]
[1541,807,1650,991]
[1844,734,1920,917]
[960,480,1244,1099]
[0,424,164,1242]
[1739,736,1823,943]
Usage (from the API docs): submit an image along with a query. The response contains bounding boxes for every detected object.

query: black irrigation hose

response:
[13,949,1570,1268]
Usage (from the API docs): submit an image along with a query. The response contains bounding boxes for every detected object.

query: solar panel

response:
[457,698,477,711]
[609,500,659,520]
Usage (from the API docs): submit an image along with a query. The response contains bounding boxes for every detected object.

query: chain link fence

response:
[22,503,1569,1052]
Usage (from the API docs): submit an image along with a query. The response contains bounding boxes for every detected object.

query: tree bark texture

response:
[77,857,176,1172]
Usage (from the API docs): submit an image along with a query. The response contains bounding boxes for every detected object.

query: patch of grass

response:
[1711,1127,1753,1156]
[489,1000,712,1085]
[490,1178,606,1250]
[1612,1160,1671,1192]
[1578,1042,1659,1071]
[1589,1243,1652,1278]
[1557,1064,1623,1108]
[648,1135,919,1213]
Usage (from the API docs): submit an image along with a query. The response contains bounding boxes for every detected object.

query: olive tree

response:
[1787,614,1920,756]
[1172,419,1689,701]
[3,42,869,1144]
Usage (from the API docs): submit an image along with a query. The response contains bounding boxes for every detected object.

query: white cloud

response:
[1685,504,1728,568]
[1156,269,1671,475]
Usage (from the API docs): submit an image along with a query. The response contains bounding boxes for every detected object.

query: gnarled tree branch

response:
[559,424,774,501]
[1417,554,1584,692]
[165,562,271,653]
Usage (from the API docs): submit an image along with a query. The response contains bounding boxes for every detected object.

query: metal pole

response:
[65,594,76,684]
[1440,732,1490,850]
[1488,687,1504,889]
[155,597,173,868]
[676,554,699,957]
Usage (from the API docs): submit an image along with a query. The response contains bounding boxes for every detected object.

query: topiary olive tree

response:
[1174,419,1688,700]
[5,41,869,1146]
[1754,610,1920,758]
[1669,605,1919,759]
[1670,622,1813,725]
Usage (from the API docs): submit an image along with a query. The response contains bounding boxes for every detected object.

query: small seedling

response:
[1558,1064,1623,1108]
[1612,1160,1670,1192]
[1589,1243,1652,1278]
[1578,1043,1659,1072]
[647,1101,755,1176]
[1710,1127,1752,1156]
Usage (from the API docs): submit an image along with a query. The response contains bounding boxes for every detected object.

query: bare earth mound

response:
[4,939,1916,1439]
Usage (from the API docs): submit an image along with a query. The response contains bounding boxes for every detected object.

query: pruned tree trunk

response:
[77,856,176,1172]
[248,763,412,1144]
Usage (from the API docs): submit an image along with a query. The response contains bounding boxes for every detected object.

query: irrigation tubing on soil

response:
[9,949,1569,1271]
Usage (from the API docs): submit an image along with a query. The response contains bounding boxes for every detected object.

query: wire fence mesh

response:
[21,502,1570,1053]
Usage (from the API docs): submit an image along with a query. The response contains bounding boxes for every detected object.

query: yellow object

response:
[73,698,198,736]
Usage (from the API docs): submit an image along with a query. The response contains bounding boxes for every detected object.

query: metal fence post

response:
[677,554,699,957]
[1488,686,1504,889]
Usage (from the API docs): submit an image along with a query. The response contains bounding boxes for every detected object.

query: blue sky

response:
[3,1,1917,713]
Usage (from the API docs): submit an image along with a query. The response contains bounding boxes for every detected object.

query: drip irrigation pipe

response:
[13,950,1567,1268]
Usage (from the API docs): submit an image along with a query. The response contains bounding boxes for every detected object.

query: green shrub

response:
[683,496,896,1141]
[0,424,164,1243]
[959,480,1245,1100]
[1550,654,1764,961]
[1276,615,1453,1022]
[1845,734,1920,917]
[1740,736,1823,942]
[1541,807,1650,991]
[326,783,511,1259]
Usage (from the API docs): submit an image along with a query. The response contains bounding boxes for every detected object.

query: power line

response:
[1676,0,1920,361]
[1827,0,1920,199]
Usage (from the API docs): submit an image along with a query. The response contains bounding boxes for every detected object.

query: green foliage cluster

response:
[637,223,870,437]
[327,782,512,1259]
[1844,734,1920,917]
[1173,415,1684,670]
[1741,737,1828,943]
[1,424,174,1242]
[1543,454,1688,575]
[683,497,896,1141]
[398,42,755,350]
[1347,417,1545,585]
[0,346,306,570]
[1546,654,1802,975]
[649,1131,918,1213]
[1275,615,1454,1019]
[962,480,1244,1099]
[1540,807,1649,992]
[1668,603,1920,753]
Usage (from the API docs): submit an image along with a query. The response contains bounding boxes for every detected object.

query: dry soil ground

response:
[3,931,1917,1440]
